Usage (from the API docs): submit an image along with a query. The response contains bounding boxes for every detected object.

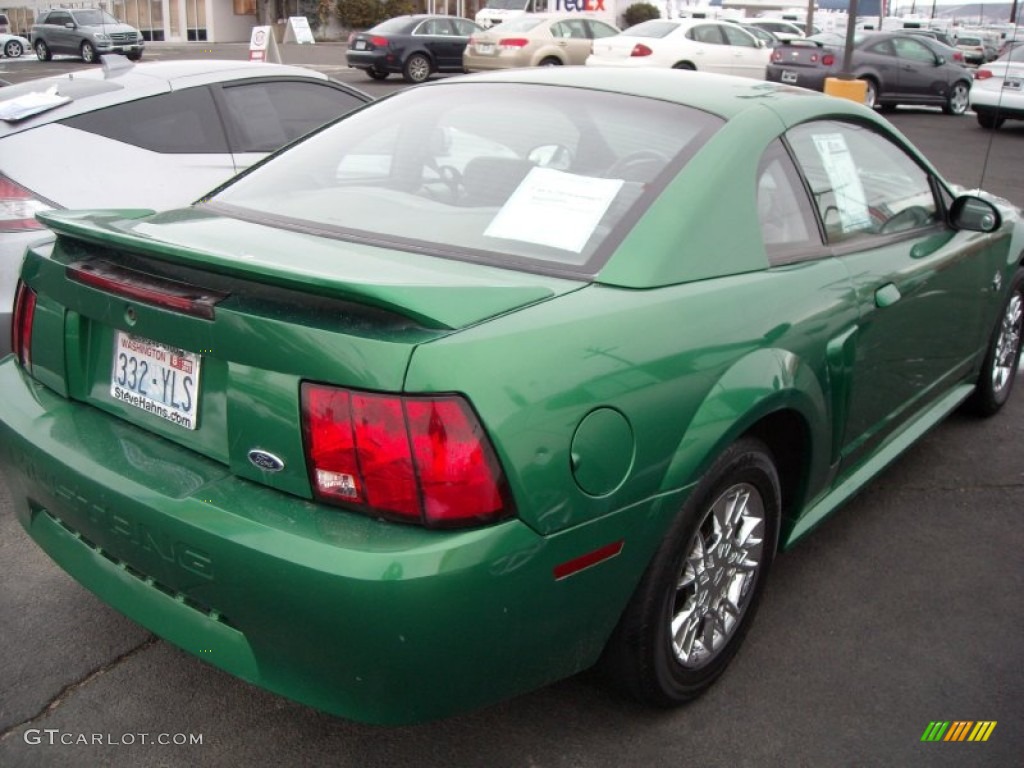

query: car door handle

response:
[875,283,901,308]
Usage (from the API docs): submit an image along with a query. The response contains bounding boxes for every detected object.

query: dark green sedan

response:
[2,69,1022,725]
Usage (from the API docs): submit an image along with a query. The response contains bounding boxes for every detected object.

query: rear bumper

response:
[0,360,652,723]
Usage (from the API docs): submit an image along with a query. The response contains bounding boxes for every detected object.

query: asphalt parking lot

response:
[0,42,1022,767]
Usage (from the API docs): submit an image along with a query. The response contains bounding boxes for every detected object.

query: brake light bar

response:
[499,38,529,48]
[301,384,513,528]
[12,281,37,371]
[67,259,227,320]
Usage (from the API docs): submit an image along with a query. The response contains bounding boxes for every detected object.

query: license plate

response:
[354,40,367,50]
[1004,77,1022,90]
[476,43,494,54]
[110,331,201,430]
[781,70,798,84]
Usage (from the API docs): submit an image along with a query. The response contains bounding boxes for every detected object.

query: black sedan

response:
[766,31,973,114]
[346,14,482,84]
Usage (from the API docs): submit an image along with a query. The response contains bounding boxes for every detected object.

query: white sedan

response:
[586,18,770,78]
[970,46,1024,129]
[0,32,30,58]
[0,58,369,354]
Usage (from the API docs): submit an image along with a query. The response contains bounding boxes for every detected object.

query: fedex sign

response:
[550,0,607,12]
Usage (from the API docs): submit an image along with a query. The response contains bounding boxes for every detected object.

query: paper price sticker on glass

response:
[110,332,202,430]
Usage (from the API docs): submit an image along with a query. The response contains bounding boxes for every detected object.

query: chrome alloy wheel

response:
[992,293,1022,395]
[670,482,765,669]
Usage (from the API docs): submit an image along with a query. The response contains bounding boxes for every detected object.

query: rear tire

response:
[976,112,1004,130]
[862,78,879,109]
[34,39,51,61]
[600,437,780,706]
[126,51,142,62]
[672,62,696,70]
[539,56,561,66]
[967,269,1024,416]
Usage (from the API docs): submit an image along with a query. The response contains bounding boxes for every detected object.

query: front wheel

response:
[600,437,780,706]
[943,81,970,115]
[967,269,1024,416]
[34,39,51,61]
[402,53,431,84]
[4,40,23,58]
[81,40,97,64]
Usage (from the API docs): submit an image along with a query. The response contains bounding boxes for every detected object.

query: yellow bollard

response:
[823,77,868,105]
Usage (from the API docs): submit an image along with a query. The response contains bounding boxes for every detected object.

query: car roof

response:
[445,67,875,124]
[0,59,336,138]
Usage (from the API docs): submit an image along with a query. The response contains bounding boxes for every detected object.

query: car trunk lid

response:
[26,207,581,503]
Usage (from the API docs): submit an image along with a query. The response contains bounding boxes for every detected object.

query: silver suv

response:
[31,8,143,63]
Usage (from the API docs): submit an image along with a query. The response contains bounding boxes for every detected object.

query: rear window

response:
[624,21,680,39]
[207,83,722,278]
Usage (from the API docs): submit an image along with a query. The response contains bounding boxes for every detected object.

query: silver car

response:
[30,7,143,63]
[0,59,370,354]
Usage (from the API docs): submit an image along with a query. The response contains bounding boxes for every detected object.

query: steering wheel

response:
[422,162,464,204]
[607,150,670,180]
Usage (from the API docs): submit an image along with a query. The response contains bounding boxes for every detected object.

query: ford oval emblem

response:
[248,450,285,472]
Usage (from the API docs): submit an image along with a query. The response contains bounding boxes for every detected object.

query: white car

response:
[0,58,370,354]
[970,46,1024,129]
[0,32,30,58]
[586,19,770,79]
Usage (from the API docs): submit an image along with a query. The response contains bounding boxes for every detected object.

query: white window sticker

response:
[812,133,871,233]
[484,167,624,253]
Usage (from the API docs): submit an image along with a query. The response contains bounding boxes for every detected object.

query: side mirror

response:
[950,194,1001,232]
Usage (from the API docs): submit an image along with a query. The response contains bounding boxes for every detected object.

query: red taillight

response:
[975,68,993,80]
[12,281,37,370]
[821,53,835,66]
[630,44,652,57]
[370,36,389,48]
[498,37,529,48]
[0,174,53,232]
[301,384,511,527]
[771,50,783,62]
[952,50,964,62]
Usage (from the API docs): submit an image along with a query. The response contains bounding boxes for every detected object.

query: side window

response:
[551,21,572,39]
[688,25,724,45]
[757,140,821,262]
[892,37,936,63]
[418,19,452,36]
[452,19,478,36]
[787,121,940,246]
[220,81,366,153]
[721,24,757,48]
[863,39,895,57]
[61,88,230,153]
[48,11,71,26]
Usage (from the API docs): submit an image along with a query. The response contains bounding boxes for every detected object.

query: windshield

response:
[484,0,530,10]
[208,83,722,278]
[72,10,120,25]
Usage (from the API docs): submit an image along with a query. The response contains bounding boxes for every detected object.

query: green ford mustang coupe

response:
[2,69,1022,725]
